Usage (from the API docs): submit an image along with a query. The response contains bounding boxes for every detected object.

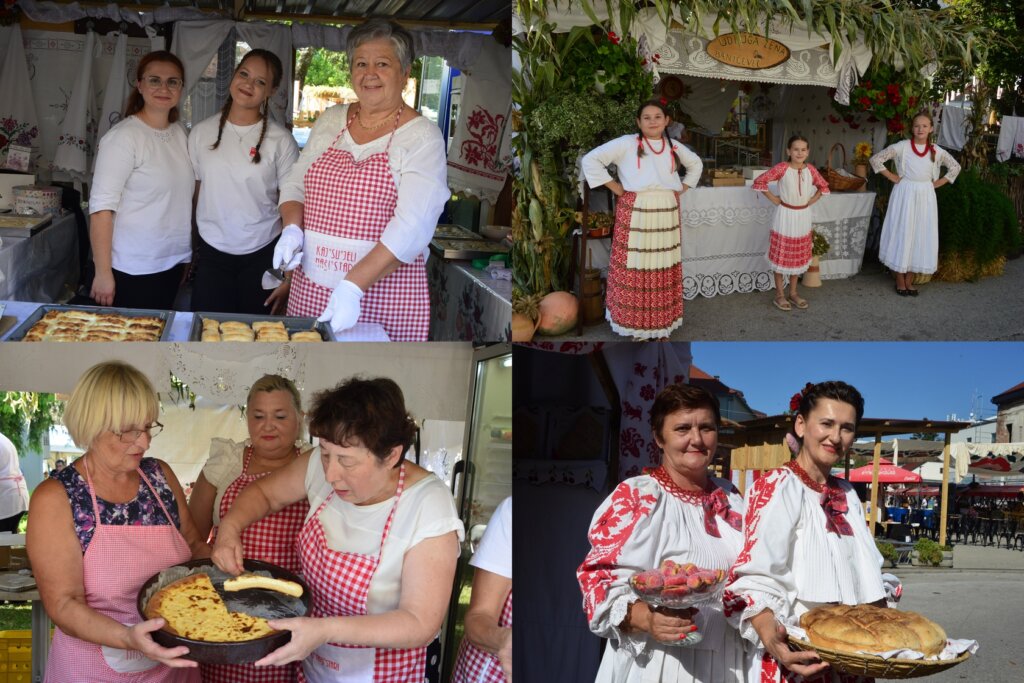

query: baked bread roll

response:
[800,604,946,656]
[202,318,220,333]
[145,573,275,642]
[252,321,286,334]
[290,330,323,342]
[223,573,303,597]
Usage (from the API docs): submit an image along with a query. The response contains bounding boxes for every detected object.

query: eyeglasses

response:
[112,422,164,443]
[142,76,183,91]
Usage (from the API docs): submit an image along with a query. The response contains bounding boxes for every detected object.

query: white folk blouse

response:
[578,469,746,683]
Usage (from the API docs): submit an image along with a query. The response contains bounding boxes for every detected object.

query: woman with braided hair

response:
[189,49,300,314]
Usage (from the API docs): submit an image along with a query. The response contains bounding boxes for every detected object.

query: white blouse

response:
[303,451,464,615]
[578,472,746,683]
[869,139,961,183]
[725,465,886,647]
[582,134,703,193]
[279,103,450,264]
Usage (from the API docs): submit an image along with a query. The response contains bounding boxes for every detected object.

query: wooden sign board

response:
[706,32,790,70]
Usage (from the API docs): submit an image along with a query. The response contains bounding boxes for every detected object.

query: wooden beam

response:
[867,431,882,537]
[939,432,952,547]
[244,11,498,30]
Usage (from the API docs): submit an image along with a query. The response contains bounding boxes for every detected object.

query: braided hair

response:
[635,99,676,173]
[910,111,937,162]
[210,49,284,164]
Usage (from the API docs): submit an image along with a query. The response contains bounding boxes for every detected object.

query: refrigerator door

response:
[440,343,512,679]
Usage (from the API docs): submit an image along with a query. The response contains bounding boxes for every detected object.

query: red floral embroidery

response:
[622,401,643,422]
[761,651,779,683]
[577,483,657,620]
[459,106,505,169]
[619,428,644,459]
[722,589,751,618]
[727,468,783,585]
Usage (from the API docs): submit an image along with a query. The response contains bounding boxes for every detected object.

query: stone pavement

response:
[553,255,1024,341]
[894,543,1024,574]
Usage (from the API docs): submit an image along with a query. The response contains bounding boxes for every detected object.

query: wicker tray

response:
[825,143,867,192]
[787,635,972,679]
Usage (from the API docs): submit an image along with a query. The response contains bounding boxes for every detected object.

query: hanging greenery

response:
[831,64,928,143]
[0,392,64,455]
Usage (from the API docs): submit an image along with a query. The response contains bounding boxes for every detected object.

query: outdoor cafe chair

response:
[997,518,1018,549]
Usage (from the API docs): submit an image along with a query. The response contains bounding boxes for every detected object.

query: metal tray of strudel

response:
[7,304,174,342]
[0,213,52,239]
[190,311,336,342]
[429,237,511,260]
[433,223,482,240]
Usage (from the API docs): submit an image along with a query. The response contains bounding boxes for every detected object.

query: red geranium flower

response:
[886,84,899,95]
[858,96,871,109]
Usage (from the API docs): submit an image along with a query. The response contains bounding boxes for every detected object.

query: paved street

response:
[552,255,1024,341]
[891,545,1024,682]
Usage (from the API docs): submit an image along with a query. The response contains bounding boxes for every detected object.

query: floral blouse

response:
[56,457,181,553]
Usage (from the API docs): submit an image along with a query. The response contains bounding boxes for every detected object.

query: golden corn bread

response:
[223,573,303,598]
[22,310,164,342]
[800,604,946,656]
[145,573,276,642]
[289,330,323,342]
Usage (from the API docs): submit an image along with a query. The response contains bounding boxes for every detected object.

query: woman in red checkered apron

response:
[28,361,208,682]
[187,374,311,683]
[450,496,511,683]
[581,99,703,340]
[751,135,830,312]
[210,377,463,683]
[273,19,449,341]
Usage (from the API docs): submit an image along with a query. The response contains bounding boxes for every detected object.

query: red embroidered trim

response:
[781,459,834,493]
[911,140,932,157]
[726,468,782,585]
[650,465,712,503]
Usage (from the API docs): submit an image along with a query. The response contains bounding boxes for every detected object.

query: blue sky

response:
[690,342,1024,424]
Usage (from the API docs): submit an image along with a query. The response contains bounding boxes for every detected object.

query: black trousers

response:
[190,234,280,314]
[112,264,185,310]
[0,511,24,533]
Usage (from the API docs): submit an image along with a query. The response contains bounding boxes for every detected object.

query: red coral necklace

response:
[910,140,932,157]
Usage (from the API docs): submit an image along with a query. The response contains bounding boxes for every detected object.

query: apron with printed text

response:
[449,590,512,683]
[200,446,307,683]
[45,460,197,683]
[297,465,425,683]
[287,109,429,341]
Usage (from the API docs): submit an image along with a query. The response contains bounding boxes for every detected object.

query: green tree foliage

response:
[0,393,63,454]
[306,48,351,88]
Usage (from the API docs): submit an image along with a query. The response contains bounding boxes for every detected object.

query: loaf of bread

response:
[800,604,946,656]
[144,573,275,642]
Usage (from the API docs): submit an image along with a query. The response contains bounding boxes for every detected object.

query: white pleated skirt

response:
[594,633,746,683]
[878,179,939,274]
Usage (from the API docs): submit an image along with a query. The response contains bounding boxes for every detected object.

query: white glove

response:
[272,224,304,271]
[318,279,364,334]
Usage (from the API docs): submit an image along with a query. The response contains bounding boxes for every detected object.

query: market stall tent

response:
[835,459,922,484]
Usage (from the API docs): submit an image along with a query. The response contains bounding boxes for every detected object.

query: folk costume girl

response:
[275,19,449,340]
[581,100,703,339]
[187,375,310,683]
[89,52,193,310]
[752,135,830,311]
[189,50,300,315]
[724,381,898,683]
[578,385,746,683]
[870,112,961,296]
[211,377,463,683]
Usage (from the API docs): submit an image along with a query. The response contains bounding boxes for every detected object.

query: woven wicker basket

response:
[825,143,868,192]
[787,636,972,679]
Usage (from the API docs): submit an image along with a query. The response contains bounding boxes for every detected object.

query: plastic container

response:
[0,631,32,681]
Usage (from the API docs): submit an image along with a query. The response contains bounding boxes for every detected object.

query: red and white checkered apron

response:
[45,460,197,683]
[286,108,430,341]
[449,590,512,683]
[201,446,308,683]
[297,465,424,683]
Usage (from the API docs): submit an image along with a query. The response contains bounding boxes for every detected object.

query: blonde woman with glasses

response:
[27,361,208,682]
[89,50,194,310]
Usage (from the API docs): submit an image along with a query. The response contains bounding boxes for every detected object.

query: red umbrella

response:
[835,458,922,483]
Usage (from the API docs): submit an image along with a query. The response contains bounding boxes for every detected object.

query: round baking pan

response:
[136,558,311,664]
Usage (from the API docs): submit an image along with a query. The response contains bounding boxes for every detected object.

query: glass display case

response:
[440,344,512,678]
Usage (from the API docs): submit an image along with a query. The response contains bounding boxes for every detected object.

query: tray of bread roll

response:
[429,237,511,260]
[190,312,335,342]
[786,604,973,678]
[7,304,173,341]
[138,558,311,664]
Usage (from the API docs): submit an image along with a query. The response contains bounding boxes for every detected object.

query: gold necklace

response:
[356,104,402,131]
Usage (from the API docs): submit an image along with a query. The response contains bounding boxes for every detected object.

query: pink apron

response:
[287,107,430,341]
[449,590,512,683]
[201,446,306,683]
[45,460,198,683]
[296,465,425,683]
